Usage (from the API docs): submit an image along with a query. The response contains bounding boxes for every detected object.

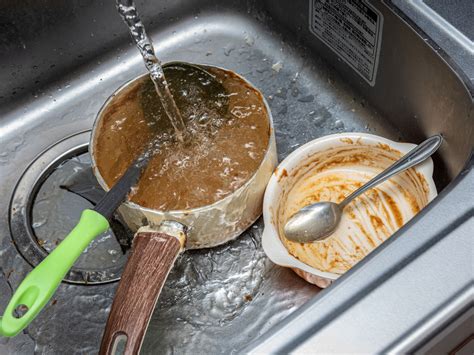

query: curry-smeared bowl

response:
[262,133,437,288]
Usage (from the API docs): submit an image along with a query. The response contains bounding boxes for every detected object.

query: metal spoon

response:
[284,135,443,243]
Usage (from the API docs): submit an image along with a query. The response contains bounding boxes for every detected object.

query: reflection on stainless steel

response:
[0,0,472,353]
[142,222,316,354]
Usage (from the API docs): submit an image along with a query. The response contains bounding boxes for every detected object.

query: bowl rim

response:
[262,132,438,281]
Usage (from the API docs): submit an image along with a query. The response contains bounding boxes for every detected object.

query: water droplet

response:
[334,120,344,129]
[271,62,283,73]
[274,88,287,99]
[244,35,255,46]
[297,95,314,103]
[223,45,235,56]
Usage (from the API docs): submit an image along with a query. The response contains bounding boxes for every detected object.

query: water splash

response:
[116,0,187,142]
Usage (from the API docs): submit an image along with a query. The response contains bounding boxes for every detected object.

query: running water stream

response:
[116,0,187,142]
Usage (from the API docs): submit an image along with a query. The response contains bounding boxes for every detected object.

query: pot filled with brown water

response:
[89,62,277,354]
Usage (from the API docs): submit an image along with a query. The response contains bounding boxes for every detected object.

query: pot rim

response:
[262,132,438,281]
[89,61,275,216]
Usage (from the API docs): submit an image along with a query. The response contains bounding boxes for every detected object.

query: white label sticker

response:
[309,0,383,86]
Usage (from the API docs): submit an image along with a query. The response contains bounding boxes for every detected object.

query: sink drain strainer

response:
[9,131,131,284]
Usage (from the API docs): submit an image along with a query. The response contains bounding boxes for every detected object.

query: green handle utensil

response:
[0,210,109,337]
[0,154,149,337]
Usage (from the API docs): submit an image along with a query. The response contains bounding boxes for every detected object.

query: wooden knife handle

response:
[99,231,182,355]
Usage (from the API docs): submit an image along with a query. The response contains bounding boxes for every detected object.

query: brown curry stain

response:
[288,145,403,180]
[381,191,403,228]
[346,208,376,249]
[392,179,421,215]
[416,171,430,195]
[277,168,288,182]
[340,138,354,144]
[347,235,360,252]
[378,195,396,231]
[370,215,384,230]
[313,152,376,173]
[376,143,402,156]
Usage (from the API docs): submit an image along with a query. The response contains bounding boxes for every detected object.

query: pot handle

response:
[100,224,185,355]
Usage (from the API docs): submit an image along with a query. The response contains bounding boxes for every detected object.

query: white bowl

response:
[262,132,437,288]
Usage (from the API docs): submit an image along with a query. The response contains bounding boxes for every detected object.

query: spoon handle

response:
[339,134,443,209]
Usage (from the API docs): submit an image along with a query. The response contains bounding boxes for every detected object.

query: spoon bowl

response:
[284,202,341,242]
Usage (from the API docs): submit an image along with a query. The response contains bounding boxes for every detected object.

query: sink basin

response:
[0,0,472,353]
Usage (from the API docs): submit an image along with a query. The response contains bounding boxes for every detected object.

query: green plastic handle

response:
[0,209,109,337]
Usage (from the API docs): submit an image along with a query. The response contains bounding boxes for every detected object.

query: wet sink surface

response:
[0,4,403,354]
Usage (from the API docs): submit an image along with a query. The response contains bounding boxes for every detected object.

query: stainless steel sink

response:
[0,0,472,353]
